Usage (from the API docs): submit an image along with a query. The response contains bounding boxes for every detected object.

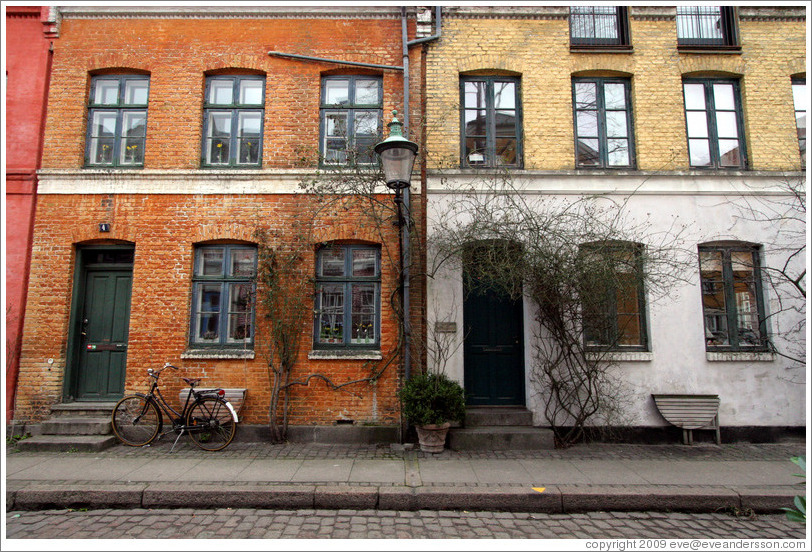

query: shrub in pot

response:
[398,372,466,452]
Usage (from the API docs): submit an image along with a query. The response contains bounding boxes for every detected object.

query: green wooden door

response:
[75,268,132,400]
[463,279,525,406]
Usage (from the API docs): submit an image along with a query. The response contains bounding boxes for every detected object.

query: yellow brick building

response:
[424,6,805,171]
[423,6,806,445]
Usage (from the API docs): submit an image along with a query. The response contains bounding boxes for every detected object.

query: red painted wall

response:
[5,6,55,423]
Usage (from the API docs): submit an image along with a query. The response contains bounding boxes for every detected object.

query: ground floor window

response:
[699,243,767,350]
[314,244,381,348]
[581,241,648,350]
[190,244,256,347]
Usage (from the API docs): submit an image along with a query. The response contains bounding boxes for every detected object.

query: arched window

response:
[460,75,522,168]
[202,74,265,167]
[682,77,746,169]
[320,75,382,165]
[85,74,149,167]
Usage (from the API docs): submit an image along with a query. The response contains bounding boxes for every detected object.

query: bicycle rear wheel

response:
[186,397,237,451]
[112,395,160,446]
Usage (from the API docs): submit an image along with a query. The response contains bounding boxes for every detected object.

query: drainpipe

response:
[400,7,412,382]
[400,6,442,381]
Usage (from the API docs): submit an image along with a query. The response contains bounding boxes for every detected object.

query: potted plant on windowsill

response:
[398,372,466,453]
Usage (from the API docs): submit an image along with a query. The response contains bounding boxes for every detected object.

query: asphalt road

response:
[5,507,806,540]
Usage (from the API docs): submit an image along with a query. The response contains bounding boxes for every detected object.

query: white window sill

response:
[181,349,255,360]
[706,351,775,362]
[308,350,382,361]
[586,351,653,362]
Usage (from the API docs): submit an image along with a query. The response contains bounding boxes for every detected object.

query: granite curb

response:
[6,482,799,514]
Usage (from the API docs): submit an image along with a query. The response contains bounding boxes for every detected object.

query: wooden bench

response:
[180,388,247,415]
[652,394,721,445]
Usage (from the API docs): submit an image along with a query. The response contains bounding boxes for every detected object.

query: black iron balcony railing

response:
[570,6,631,49]
[677,6,739,49]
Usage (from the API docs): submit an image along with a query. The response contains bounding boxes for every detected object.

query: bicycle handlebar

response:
[147,363,179,378]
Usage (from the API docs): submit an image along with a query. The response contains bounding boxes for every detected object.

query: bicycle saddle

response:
[182,377,200,387]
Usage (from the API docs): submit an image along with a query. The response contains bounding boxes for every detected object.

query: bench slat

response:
[652,394,720,430]
[180,388,247,414]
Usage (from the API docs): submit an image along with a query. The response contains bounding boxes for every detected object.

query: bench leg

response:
[714,415,721,445]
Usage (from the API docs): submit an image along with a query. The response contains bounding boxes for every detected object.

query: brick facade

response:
[14,7,426,431]
[424,7,805,171]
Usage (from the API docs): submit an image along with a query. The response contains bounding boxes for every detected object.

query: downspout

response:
[400,7,412,382]
[400,5,442,381]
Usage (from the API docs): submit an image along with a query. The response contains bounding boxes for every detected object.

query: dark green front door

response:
[463,277,525,406]
[73,250,133,401]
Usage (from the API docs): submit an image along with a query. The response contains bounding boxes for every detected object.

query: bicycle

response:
[111,363,239,452]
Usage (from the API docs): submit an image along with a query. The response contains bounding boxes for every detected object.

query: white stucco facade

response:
[426,170,806,429]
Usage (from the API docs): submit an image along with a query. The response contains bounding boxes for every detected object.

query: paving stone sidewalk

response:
[5,440,807,514]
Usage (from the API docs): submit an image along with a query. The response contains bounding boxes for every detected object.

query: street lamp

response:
[374,110,418,193]
[374,110,418,382]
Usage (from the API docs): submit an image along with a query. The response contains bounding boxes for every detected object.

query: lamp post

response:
[374,111,418,381]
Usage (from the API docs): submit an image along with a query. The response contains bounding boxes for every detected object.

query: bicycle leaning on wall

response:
[111,363,239,451]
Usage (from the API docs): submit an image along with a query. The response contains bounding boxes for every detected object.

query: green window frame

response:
[792,78,806,167]
[190,245,257,347]
[460,76,522,168]
[314,245,381,349]
[85,75,150,167]
[202,75,265,168]
[320,75,382,166]
[682,78,747,169]
[572,77,635,168]
[698,244,767,352]
[581,242,648,351]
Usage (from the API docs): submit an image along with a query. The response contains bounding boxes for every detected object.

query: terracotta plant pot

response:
[415,422,451,453]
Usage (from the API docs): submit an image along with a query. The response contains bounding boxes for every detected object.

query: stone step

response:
[50,402,118,418]
[448,426,555,451]
[464,407,534,427]
[40,417,112,436]
[16,434,117,453]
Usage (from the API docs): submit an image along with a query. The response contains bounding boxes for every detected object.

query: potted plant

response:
[398,372,466,453]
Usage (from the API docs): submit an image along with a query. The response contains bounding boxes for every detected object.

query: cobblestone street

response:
[6,508,806,540]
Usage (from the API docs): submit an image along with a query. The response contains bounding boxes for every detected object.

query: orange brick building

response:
[13,6,429,442]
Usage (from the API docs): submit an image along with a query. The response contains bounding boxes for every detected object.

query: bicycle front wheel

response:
[112,395,160,446]
[186,397,237,451]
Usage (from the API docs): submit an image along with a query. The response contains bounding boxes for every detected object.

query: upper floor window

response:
[698,244,767,351]
[86,75,149,167]
[581,242,648,351]
[202,75,265,167]
[320,76,382,165]
[792,78,806,166]
[460,76,522,168]
[190,245,257,347]
[573,77,635,168]
[676,6,739,49]
[570,6,630,49]
[682,78,746,169]
[314,245,381,349]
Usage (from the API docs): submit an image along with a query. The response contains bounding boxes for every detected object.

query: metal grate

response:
[677,6,738,47]
[570,6,629,47]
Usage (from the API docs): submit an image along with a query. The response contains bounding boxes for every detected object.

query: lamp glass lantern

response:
[374,111,418,190]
